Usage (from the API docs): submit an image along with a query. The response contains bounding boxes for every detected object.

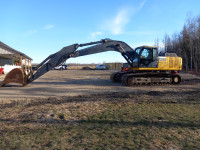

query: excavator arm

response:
[0,39,137,87]
[28,43,79,83]
[28,39,136,84]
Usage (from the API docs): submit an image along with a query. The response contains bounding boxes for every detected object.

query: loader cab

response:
[134,46,158,68]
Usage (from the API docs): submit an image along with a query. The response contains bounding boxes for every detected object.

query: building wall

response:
[0,57,13,66]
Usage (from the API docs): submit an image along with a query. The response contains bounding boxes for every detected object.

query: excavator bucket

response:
[0,68,27,87]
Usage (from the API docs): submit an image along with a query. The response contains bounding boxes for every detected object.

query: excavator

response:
[0,39,182,87]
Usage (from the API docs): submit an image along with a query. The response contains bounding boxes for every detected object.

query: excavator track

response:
[121,72,181,86]
[110,72,181,86]
[110,72,124,83]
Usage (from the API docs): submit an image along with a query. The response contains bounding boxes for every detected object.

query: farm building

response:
[0,41,32,74]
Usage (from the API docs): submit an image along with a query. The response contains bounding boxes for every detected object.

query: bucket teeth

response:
[0,68,27,87]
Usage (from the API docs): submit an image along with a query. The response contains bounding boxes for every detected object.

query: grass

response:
[0,91,200,149]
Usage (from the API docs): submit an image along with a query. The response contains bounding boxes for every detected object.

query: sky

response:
[1,0,200,64]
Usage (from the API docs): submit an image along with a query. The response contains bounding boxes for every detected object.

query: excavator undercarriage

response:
[0,39,182,87]
[110,71,181,86]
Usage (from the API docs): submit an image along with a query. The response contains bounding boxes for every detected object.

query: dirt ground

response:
[0,70,200,149]
[0,70,200,102]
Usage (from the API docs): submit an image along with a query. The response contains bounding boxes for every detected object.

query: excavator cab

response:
[134,46,158,68]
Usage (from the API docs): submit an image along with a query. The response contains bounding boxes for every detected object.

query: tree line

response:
[155,13,200,73]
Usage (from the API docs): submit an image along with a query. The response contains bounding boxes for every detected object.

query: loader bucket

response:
[0,68,27,87]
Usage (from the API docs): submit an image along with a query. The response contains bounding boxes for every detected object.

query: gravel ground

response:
[0,70,200,102]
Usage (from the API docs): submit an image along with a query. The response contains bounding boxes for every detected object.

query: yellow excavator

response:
[0,39,182,87]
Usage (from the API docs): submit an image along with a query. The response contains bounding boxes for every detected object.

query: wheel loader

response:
[0,39,182,87]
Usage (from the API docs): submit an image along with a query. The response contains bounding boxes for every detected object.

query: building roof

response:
[0,41,32,60]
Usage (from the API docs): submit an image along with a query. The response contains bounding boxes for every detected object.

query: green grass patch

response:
[0,92,200,149]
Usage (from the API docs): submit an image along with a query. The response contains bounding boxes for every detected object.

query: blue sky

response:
[1,0,200,64]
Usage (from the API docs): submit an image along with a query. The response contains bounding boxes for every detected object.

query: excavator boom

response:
[28,39,136,84]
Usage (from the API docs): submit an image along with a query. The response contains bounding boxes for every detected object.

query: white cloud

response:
[130,41,154,49]
[103,1,146,35]
[28,30,36,34]
[138,1,146,11]
[126,30,161,36]
[91,31,104,38]
[44,24,55,30]
[112,9,130,35]
[24,30,37,37]
[104,9,130,35]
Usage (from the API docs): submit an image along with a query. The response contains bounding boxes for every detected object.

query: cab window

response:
[135,48,141,55]
[141,48,151,59]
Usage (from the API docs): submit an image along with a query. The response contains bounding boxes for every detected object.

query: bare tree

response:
[155,13,200,73]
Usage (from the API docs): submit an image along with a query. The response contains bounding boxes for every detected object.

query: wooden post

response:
[30,60,32,71]
[28,59,29,72]
[20,56,23,69]
[25,58,27,74]
[28,59,31,73]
